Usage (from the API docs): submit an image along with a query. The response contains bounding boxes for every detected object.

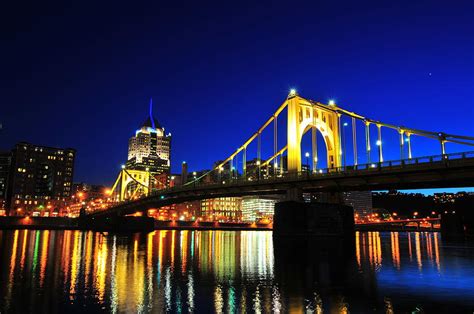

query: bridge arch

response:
[287,94,341,172]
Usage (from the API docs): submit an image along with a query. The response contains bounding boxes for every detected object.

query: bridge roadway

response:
[90,151,474,218]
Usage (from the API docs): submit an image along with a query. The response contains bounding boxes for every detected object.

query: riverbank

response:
[0,216,273,231]
[0,216,439,232]
[355,224,439,232]
[0,216,79,230]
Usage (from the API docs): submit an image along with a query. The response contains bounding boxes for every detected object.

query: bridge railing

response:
[106,150,474,209]
[158,150,474,192]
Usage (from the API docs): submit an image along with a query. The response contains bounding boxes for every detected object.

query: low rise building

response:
[201,197,242,222]
[241,195,280,222]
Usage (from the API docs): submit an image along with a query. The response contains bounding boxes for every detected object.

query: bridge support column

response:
[273,201,354,238]
[273,229,357,297]
[286,187,303,202]
[441,211,464,239]
[441,197,474,239]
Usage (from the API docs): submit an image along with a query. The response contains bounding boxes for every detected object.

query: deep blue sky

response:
[1,1,473,190]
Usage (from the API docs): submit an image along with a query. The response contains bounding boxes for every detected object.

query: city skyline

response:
[1,1,473,188]
[1,2,474,312]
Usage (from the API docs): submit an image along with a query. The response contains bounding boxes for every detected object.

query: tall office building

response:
[6,142,75,215]
[126,98,171,175]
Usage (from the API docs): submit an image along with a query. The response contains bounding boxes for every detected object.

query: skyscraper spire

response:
[149,97,155,129]
[140,97,161,130]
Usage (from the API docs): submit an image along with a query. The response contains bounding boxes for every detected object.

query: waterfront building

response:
[153,172,170,190]
[343,191,373,217]
[305,191,373,218]
[200,197,242,221]
[169,174,181,187]
[72,182,107,200]
[0,151,11,214]
[241,195,280,222]
[126,99,171,175]
[433,192,468,204]
[6,142,75,216]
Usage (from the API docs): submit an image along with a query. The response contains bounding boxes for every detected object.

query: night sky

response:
[1,1,473,190]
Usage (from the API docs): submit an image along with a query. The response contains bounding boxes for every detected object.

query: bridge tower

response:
[287,90,342,173]
[110,168,151,201]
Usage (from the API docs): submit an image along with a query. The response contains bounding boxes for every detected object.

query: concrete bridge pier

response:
[274,188,355,238]
[273,235,358,304]
[440,197,474,239]
[441,212,464,239]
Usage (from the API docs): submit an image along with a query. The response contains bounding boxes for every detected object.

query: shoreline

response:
[0,216,439,233]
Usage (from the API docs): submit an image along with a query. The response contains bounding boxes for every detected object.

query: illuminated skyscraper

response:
[126,98,171,175]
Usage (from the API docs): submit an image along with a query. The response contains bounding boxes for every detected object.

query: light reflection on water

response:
[0,230,473,313]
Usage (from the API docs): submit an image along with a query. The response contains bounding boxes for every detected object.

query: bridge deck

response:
[90,152,474,218]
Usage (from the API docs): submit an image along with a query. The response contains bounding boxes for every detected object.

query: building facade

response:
[6,142,75,216]
[343,191,373,217]
[0,151,11,214]
[126,99,171,175]
[241,195,280,222]
[200,197,242,221]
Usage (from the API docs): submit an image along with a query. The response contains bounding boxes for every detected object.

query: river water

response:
[0,230,473,313]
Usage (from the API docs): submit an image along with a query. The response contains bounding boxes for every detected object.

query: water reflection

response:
[0,230,473,312]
